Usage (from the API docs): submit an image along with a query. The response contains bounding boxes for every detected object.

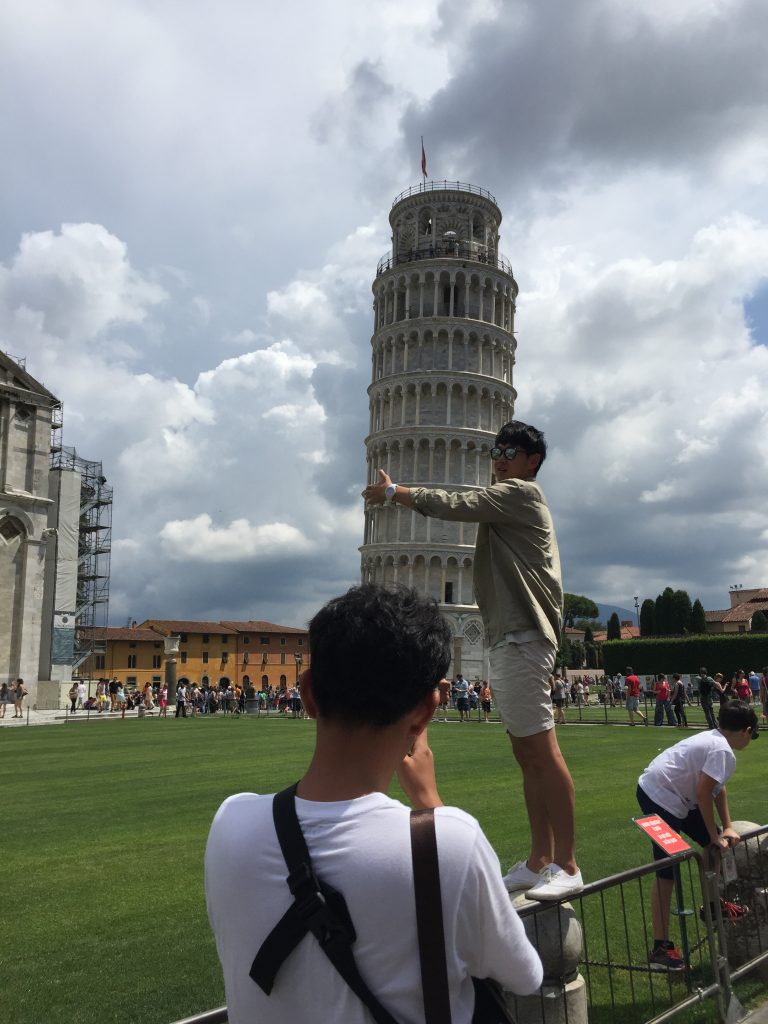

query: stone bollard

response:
[506,895,587,1024]
[726,820,768,979]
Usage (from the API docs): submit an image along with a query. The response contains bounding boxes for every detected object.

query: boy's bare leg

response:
[651,877,674,942]
[509,729,577,873]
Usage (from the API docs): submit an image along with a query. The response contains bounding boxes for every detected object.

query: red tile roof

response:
[138,620,238,635]
[80,627,165,642]
[219,621,306,634]
[593,625,640,642]
[706,598,768,624]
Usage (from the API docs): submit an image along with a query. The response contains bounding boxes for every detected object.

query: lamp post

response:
[634,596,640,629]
[294,651,303,685]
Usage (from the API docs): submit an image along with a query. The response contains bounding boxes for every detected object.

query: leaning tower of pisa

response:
[360,181,517,681]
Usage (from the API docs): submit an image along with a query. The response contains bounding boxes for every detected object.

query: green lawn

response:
[2,715,765,1024]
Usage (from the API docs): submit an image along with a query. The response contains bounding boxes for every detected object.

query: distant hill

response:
[595,602,637,627]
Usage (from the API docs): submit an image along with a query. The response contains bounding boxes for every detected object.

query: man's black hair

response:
[699,667,708,676]
[308,584,452,728]
[625,666,633,674]
[718,700,758,734]
[494,420,547,474]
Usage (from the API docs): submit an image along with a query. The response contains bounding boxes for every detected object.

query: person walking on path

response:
[671,673,689,728]
[454,674,470,722]
[13,678,27,718]
[625,667,646,726]
[697,668,721,729]
[552,672,567,725]
[363,420,582,901]
[0,682,8,719]
[68,682,79,713]
[480,681,493,723]
[175,683,187,717]
[653,674,676,726]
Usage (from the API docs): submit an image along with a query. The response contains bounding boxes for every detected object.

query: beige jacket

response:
[410,479,563,649]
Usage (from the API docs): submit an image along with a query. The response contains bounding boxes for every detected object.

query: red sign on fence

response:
[634,815,691,855]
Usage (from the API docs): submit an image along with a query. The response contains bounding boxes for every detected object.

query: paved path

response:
[0,706,148,727]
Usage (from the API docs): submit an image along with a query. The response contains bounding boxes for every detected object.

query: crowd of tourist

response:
[62,677,305,718]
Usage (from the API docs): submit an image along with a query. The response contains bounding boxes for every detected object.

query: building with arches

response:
[0,352,61,693]
[1,351,112,702]
[361,182,517,681]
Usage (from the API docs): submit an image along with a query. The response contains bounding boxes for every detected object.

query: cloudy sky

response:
[2,0,767,628]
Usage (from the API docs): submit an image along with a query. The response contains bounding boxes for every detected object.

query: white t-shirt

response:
[638,730,736,819]
[205,791,542,1024]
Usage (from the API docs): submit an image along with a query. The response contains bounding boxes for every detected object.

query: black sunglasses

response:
[490,446,527,460]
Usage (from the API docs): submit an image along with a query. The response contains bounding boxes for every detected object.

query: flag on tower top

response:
[421,137,427,179]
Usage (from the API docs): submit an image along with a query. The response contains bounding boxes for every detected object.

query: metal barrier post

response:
[671,861,694,992]
[698,848,739,1024]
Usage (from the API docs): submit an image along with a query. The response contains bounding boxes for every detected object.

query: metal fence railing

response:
[171,825,768,1024]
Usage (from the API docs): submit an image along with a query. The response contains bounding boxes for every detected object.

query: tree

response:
[640,599,656,637]
[558,635,572,670]
[691,599,707,634]
[751,610,768,633]
[655,587,675,636]
[568,640,585,669]
[670,589,693,634]
[563,593,599,627]
[574,618,604,632]
[607,612,621,641]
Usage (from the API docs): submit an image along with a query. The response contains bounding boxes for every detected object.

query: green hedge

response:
[602,634,768,678]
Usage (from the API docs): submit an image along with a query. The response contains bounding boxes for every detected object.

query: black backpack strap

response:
[249,784,401,1024]
[410,809,452,1024]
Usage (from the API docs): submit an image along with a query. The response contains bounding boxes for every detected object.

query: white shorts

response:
[489,637,557,738]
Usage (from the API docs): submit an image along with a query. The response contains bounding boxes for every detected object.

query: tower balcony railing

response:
[391,181,497,206]
[377,240,513,278]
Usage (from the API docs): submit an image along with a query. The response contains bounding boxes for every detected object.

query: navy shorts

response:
[636,785,716,879]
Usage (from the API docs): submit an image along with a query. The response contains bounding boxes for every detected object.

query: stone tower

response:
[361,182,517,681]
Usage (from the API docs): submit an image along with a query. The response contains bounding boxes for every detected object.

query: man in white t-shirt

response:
[205,584,543,1024]
[636,699,758,972]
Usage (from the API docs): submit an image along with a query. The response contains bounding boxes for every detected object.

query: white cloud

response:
[0,223,166,345]
[2,0,768,627]
[159,513,315,562]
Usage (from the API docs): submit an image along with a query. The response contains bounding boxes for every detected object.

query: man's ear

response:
[409,689,440,737]
[299,669,317,719]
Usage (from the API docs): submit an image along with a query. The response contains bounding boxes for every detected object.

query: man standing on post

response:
[363,420,582,901]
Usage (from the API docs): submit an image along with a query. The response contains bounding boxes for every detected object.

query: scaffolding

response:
[50,401,63,455]
[50,445,112,671]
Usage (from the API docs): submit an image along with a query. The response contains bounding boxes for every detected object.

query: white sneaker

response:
[524,864,583,902]
[502,860,543,893]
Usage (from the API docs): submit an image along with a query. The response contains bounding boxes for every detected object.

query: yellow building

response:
[78,619,309,692]
[78,626,167,692]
